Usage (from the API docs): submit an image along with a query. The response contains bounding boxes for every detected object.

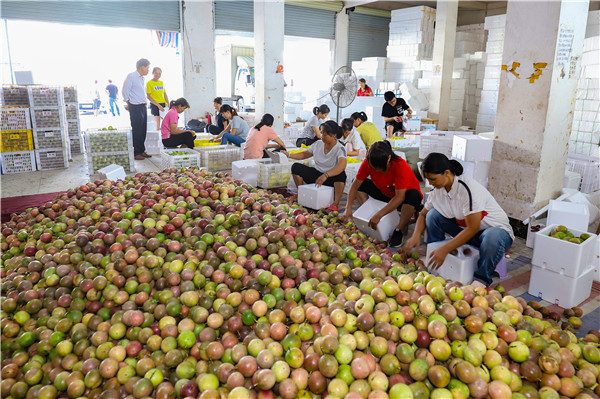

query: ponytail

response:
[351,112,368,122]
[367,140,400,171]
[313,104,330,116]
[220,104,237,117]
[170,98,190,109]
[359,78,370,90]
[320,120,343,139]
[254,113,274,131]
[421,153,464,176]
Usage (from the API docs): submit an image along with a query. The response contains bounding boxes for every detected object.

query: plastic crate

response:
[88,152,135,174]
[67,120,80,137]
[1,108,31,130]
[566,153,600,193]
[0,151,36,174]
[85,128,133,153]
[31,107,66,129]
[353,198,400,242]
[35,148,69,170]
[426,240,480,284]
[298,184,335,209]
[344,162,362,194]
[28,86,63,107]
[528,265,595,308]
[419,135,454,158]
[196,145,243,171]
[1,86,30,106]
[69,135,85,155]
[283,126,302,139]
[232,159,272,187]
[257,162,292,188]
[145,131,163,155]
[532,224,598,278]
[161,148,201,169]
[63,86,78,103]
[33,128,68,150]
[65,103,79,120]
[1,130,34,152]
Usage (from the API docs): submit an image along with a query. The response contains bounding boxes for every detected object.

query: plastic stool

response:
[495,256,507,279]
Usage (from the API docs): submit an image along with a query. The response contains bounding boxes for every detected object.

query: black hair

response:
[255,114,274,130]
[367,141,401,171]
[384,91,395,102]
[108,80,112,83]
[422,153,464,176]
[170,98,190,108]
[220,104,238,117]
[351,112,368,122]
[152,67,162,74]
[136,58,150,69]
[213,97,223,105]
[313,104,330,116]
[359,78,370,90]
[341,118,354,133]
[320,120,343,139]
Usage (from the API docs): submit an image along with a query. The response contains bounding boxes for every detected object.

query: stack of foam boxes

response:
[462,53,487,129]
[454,24,485,57]
[569,10,599,158]
[29,86,70,170]
[452,135,493,188]
[476,14,506,133]
[63,86,84,156]
[449,58,468,129]
[351,57,387,90]
[385,6,436,87]
[399,82,429,116]
[416,60,433,93]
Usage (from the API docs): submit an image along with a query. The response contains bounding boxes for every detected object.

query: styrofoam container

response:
[145,131,163,155]
[298,184,335,210]
[528,265,595,308]
[232,159,271,187]
[426,240,480,285]
[98,164,126,181]
[526,218,546,249]
[547,200,590,231]
[458,160,490,187]
[353,198,400,242]
[452,135,494,162]
[532,224,598,278]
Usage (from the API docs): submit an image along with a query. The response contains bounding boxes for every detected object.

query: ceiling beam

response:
[343,0,379,10]
[458,1,487,10]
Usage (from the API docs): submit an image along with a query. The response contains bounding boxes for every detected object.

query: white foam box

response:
[97,164,126,181]
[526,218,546,249]
[528,265,595,308]
[232,159,272,187]
[452,135,494,162]
[298,184,335,210]
[405,117,421,132]
[547,200,590,231]
[532,224,598,278]
[458,160,490,187]
[353,198,400,242]
[426,240,480,285]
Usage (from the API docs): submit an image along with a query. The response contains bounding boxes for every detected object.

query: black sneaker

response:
[388,229,404,248]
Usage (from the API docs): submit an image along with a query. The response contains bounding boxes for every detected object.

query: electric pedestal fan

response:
[330,66,358,122]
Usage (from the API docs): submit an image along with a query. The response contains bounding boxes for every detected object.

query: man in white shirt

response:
[122,58,151,160]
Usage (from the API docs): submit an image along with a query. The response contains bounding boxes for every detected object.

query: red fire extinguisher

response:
[205,113,212,124]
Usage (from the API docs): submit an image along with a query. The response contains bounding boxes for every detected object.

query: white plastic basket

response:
[35,148,69,170]
[161,148,201,169]
[28,86,64,107]
[566,153,600,193]
[63,86,78,103]
[69,135,85,155]
[88,152,135,174]
[145,131,163,155]
[196,145,243,171]
[0,150,36,174]
[232,159,272,187]
[1,85,30,107]
[67,119,80,137]
[85,128,133,153]
[32,128,68,150]
[65,103,79,120]
[257,162,292,188]
[31,107,66,130]
[1,108,31,130]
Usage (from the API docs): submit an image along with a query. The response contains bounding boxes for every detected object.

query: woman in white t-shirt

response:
[340,118,366,157]
[296,104,330,147]
[404,153,514,287]
[284,121,347,211]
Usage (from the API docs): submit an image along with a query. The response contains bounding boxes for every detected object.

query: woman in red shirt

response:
[343,140,422,247]
[357,78,374,97]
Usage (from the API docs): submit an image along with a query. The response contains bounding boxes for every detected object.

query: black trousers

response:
[129,103,147,156]
[162,132,196,149]
[291,163,346,187]
[207,124,223,135]
[296,137,319,147]
[358,178,423,210]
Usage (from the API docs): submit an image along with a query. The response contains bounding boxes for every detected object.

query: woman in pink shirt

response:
[243,114,287,159]
[161,98,196,149]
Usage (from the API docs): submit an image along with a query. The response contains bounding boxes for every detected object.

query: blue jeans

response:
[109,97,120,116]
[221,133,245,146]
[426,208,513,285]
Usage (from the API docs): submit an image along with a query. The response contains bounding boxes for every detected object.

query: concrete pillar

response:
[254,0,285,132]
[181,1,216,120]
[428,0,458,130]
[334,10,350,71]
[488,0,589,220]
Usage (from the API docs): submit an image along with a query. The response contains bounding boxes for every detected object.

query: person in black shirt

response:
[208,97,228,135]
[381,91,413,138]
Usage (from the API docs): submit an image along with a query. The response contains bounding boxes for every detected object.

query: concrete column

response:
[488,0,589,220]
[334,10,350,71]
[428,0,458,130]
[181,1,216,120]
[254,0,285,132]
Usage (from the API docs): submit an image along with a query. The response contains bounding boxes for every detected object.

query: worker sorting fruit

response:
[404,152,515,288]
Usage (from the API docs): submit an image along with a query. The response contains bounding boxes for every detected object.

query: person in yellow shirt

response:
[146,67,170,130]
[351,112,383,148]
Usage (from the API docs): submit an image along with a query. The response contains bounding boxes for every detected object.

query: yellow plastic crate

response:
[1,130,34,152]
[194,139,220,147]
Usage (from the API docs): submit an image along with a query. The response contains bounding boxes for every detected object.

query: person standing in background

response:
[357,78,374,97]
[123,58,152,160]
[146,67,170,131]
[105,80,120,117]
[93,80,101,117]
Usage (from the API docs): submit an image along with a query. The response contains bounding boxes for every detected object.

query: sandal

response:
[327,204,339,212]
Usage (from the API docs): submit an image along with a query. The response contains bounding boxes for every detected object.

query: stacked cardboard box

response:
[476,15,506,133]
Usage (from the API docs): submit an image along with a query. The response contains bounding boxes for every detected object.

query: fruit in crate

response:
[168,151,192,156]
[88,131,129,152]
[548,225,590,244]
